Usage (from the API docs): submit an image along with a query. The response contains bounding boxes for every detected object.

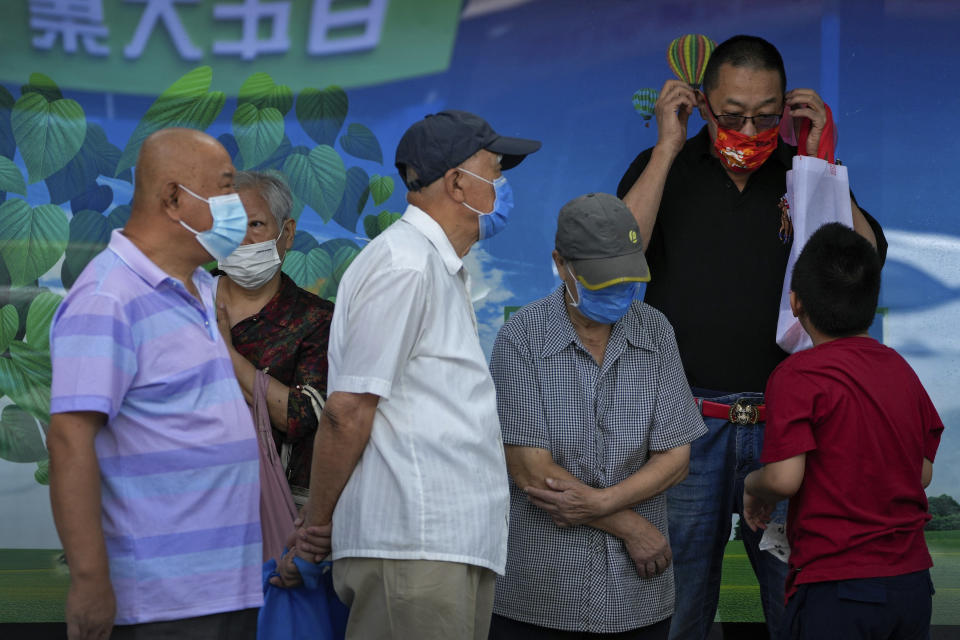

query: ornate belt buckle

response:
[729,399,759,425]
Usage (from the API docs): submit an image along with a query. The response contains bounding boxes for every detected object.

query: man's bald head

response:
[132,128,234,213]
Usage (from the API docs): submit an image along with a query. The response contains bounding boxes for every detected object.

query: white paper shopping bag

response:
[776,155,854,353]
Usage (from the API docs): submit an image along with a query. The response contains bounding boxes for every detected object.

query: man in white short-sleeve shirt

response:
[286,110,540,640]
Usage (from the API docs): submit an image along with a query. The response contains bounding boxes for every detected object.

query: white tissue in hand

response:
[759,522,790,563]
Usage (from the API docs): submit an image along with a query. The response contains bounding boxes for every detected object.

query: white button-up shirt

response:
[327,204,510,574]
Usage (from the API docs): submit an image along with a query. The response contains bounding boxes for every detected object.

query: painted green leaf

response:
[318,237,360,256]
[238,72,294,115]
[281,248,335,295]
[331,245,360,283]
[0,342,51,423]
[61,210,112,289]
[296,86,348,147]
[288,193,305,221]
[116,66,226,176]
[333,166,370,232]
[0,200,69,286]
[251,135,292,172]
[12,92,86,183]
[35,458,49,485]
[314,239,358,298]
[292,230,320,254]
[0,304,18,352]
[46,123,124,204]
[282,145,346,222]
[71,184,113,214]
[107,204,131,230]
[369,174,394,206]
[378,210,402,232]
[25,290,63,351]
[281,250,308,287]
[20,73,63,103]
[0,156,26,195]
[218,132,240,163]
[232,103,284,170]
[0,85,15,159]
[339,123,382,164]
[306,248,335,297]
[362,214,380,240]
[0,405,47,463]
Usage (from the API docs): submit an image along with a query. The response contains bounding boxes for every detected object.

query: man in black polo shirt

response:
[616,35,886,640]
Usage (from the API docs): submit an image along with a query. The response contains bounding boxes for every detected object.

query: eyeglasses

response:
[704,99,782,132]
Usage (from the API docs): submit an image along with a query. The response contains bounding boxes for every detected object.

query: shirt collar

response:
[108,228,212,293]
[692,125,795,169]
[540,285,657,359]
[400,204,463,276]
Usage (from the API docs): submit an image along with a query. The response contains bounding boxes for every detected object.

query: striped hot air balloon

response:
[667,34,717,88]
[632,88,659,127]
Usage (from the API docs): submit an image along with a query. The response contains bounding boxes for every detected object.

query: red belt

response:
[698,399,766,425]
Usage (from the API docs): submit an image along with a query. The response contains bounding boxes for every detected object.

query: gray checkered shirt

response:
[490,287,707,633]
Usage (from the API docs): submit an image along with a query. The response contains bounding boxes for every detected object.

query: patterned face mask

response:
[711,122,780,173]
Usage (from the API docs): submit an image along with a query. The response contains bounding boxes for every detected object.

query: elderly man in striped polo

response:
[47,128,262,640]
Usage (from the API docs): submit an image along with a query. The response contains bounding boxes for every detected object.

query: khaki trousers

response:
[332,557,495,640]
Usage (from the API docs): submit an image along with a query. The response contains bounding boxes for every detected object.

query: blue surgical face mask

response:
[177,184,248,261]
[566,265,640,324]
[458,167,514,240]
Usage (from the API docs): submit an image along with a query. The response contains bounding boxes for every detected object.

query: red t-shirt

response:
[761,336,943,598]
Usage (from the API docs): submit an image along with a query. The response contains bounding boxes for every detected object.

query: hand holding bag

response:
[257,554,349,640]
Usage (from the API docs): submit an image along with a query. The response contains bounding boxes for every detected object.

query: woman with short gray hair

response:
[214,170,334,561]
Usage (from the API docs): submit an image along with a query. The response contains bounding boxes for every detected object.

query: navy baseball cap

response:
[395,110,541,190]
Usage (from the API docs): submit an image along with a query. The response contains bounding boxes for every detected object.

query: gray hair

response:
[235,170,294,227]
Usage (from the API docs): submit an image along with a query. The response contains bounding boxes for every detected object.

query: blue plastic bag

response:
[257,554,350,640]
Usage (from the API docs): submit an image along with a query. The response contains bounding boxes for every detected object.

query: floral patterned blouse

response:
[226,273,334,490]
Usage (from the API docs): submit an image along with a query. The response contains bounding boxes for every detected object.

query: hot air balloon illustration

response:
[667,34,717,89]
[632,88,659,127]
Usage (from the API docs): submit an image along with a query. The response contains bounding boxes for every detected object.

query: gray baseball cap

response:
[555,193,650,290]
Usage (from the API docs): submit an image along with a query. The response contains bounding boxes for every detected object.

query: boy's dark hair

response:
[702,35,787,95]
[790,222,881,337]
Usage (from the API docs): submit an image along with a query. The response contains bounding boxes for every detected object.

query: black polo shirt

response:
[616,126,886,393]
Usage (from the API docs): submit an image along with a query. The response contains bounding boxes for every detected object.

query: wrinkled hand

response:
[295,521,332,563]
[66,575,116,640]
[785,88,827,157]
[742,490,775,532]
[524,477,611,527]
[624,516,672,580]
[653,79,697,156]
[215,302,234,348]
[268,547,304,589]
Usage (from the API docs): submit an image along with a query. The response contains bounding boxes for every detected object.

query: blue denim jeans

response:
[666,389,789,640]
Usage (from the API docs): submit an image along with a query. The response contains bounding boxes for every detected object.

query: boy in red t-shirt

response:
[743,222,943,640]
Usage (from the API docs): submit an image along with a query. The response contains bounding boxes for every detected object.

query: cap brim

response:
[571,251,650,290]
[487,135,542,170]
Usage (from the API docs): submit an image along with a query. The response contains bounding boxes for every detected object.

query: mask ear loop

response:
[178,183,209,203]
[564,264,582,306]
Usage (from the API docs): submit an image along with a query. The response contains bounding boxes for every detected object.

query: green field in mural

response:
[3,532,958,624]
[716,531,960,625]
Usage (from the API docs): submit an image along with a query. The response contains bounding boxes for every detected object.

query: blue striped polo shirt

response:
[50,229,262,624]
